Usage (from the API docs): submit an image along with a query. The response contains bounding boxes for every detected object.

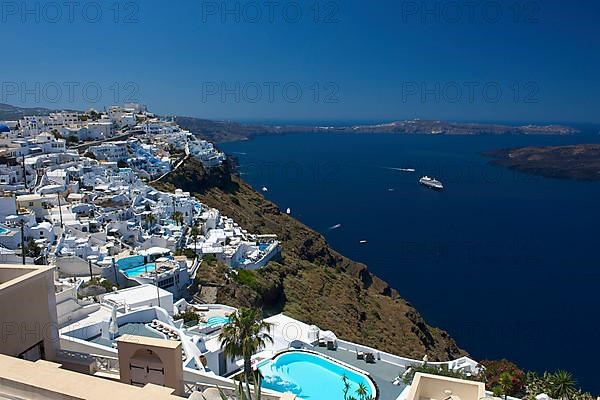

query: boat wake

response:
[382,167,416,173]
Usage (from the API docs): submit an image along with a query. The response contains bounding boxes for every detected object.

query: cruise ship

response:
[419,176,444,190]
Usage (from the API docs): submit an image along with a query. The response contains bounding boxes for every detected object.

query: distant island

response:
[0,103,578,143]
[176,116,578,143]
[485,144,600,181]
[0,103,79,120]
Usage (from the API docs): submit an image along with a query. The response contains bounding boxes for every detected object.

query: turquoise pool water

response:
[117,256,157,277]
[258,243,269,251]
[258,351,375,400]
[205,316,230,327]
[0,226,9,234]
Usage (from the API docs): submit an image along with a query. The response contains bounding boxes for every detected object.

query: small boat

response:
[286,208,291,215]
[419,176,444,190]
[359,240,368,244]
[329,224,342,230]
[388,188,395,192]
[262,187,268,192]
[385,167,416,173]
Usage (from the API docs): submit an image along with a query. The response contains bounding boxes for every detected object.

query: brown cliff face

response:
[485,144,600,181]
[153,157,466,361]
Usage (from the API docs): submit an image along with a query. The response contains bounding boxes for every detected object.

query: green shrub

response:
[202,254,218,264]
[174,310,199,324]
[479,359,526,398]
[175,248,197,259]
[81,278,115,293]
[402,363,470,385]
[233,269,260,291]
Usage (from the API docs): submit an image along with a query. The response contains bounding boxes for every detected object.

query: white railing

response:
[183,382,283,400]
[184,382,236,398]
[92,354,120,373]
[188,257,201,278]
[335,339,479,373]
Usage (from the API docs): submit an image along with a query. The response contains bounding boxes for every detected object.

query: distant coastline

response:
[485,144,600,181]
[0,103,579,144]
[176,116,578,144]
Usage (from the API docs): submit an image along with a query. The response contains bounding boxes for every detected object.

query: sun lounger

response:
[365,353,375,363]
[318,338,326,347]
[356,349,365,360]
[327,340,337,350]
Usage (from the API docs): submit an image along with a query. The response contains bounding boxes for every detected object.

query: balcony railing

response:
[93,354,120,373]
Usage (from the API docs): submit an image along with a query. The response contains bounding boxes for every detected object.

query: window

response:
[158,277,174,288]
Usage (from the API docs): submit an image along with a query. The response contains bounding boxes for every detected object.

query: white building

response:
[89,141,129,162]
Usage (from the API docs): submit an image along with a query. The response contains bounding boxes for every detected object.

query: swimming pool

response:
[205,316,231,327]
[0,226,9,234]
[117,256,157,277]
[258,351,376,400]
[258,243,269,251]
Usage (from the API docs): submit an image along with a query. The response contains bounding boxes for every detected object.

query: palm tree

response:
[190,224,200,258]
[143,213,156,229]
[219,308,273,383]
[550,370,576,400]
[172,211,183,226]
[356,382,369,400]
[342,375,351,400]
[208,370,264,400]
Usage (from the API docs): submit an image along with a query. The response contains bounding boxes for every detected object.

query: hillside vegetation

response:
[153,157,465,361]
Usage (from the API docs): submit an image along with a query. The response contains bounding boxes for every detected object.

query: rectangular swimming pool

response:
[117,255,157,277]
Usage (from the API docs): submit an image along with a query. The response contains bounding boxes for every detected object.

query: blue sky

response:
[2,0,600,123]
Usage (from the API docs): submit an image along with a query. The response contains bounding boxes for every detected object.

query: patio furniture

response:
[327,340,337,350]
[318,338,326,347]
[365,353,376,363]
[356,348,365,360]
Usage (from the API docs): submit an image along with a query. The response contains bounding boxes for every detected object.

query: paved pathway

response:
[309,345,407,400]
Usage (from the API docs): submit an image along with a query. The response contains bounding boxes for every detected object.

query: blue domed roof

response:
[0,124,10,133]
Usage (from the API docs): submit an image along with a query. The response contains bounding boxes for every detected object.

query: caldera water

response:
[221,131,600,393]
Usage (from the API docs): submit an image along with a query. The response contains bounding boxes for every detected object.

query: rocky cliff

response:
[153,158,466,361]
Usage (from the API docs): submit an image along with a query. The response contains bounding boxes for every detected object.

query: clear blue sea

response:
[221,130,600,394]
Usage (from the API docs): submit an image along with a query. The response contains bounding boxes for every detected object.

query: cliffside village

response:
[0,104,281,286]
[0,105,484,400]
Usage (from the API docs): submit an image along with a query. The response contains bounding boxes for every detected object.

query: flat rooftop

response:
[405,373,485,400]
[102,284,172,305]
[0,354,183,400]
[89,322,164,347]
[0,264,55,291]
